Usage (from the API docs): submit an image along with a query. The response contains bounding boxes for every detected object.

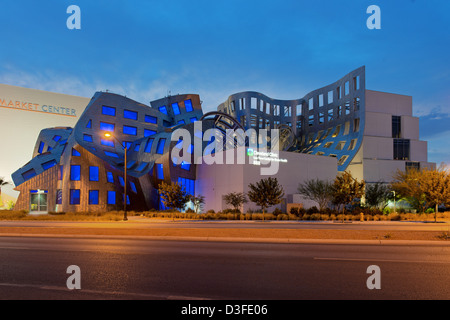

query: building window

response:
[123,125,137,135]
[130,181,137,193]
[104,151,119,158]
[172,102,181,115]
[101,139,115,147]
[118,176,125,187]
[190,117,198,123]
[52,135,62,142]
[59,165,64,180]
[185,99,193,112]
[106,172,114,183]
[180,161,191,171]
[102,105,116,116]
[107,191,116,205]
[156,138,166,154]
[100,122,115,132]
[159,105,168,115]
[134,144,140,152]
[144,129,156,137]
[177,120,185,125]
[145,115,157,124]
[406,162,420,171]
[124,109,138,120]
[123,141,132,150]
[156,164,164,179]
[22,168,36,181]
[89,190,99,205]
[89,166,99,181]
[70,189,81,205]
[56,189,62,205]
[70,165,81,181]
[177,177,195,196]
[392,116,401,138]
[83,134,93,142]
[394,139,410,160]
[86,119,92,128]
[42,160,57,171]
[72,148,81,156]
[144,138,154,153]
[38,141,45,154]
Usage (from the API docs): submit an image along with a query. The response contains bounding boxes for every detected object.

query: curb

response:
[1,233,449,246]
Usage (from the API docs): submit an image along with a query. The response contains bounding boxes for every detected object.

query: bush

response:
[273,208,283,216]
[307,206,319,214]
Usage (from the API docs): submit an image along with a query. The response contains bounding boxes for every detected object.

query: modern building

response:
[0,83,90,208]
[11,66,435,213]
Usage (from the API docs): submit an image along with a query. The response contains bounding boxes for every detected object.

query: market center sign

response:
[0,98,77,117]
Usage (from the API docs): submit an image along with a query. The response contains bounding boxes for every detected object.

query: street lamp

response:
[104,132,128,221]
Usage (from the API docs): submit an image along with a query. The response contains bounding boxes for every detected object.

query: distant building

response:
[11,66,435,213]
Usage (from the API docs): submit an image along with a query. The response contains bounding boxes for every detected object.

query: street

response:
[0,236,449,300]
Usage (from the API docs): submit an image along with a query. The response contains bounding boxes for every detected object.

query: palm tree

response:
[0,177,10,207]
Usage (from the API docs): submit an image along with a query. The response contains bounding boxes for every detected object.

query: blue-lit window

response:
[123,125,137,135]
[83,134,93,142]
[70,189,81,205]
[100,122,115,132]
[89,166,99,181]
[135,162,148,172]
[190,117,198,123]
[124,109,138,120]
[53,135,62,142]
[22,168,36,181]
[159,105,168,115]
[56,189,62,205]
[134,144,140,152]
[70,165,81,181]
[130,181,137,193]
[86,119,92,128]
[185,99,193,112]
[107,191,116,205]
[47,146,53,152]
[102,105,116,116]
[123,194,130,205]
[118,176,125,187]
[172,103,181,115]
[177,177,195,196]
[101,139,115,147]
[123,141,132,150]
[156,138,166,154]
[106,172,114,183]
[145,115,157,124]
[72,148,81,156]
[180,161,191,171]
[104,151,119,158]
[144,138,154,153]
[144,129,156,137]
[156,164,164,179]
[89,190,99,205]
[59,165,64,181]
[42,160,57,171]
[177,120,185,125]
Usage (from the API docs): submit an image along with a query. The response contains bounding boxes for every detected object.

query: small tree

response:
[297,179,333,211]
[0,177,10,208]
[189,194,205,214]
[391,168,427,213]
[158,181,190,220]
[248,177,285,221]
[223,192,248,213]
[331,171,365,216]
[419,165,450,222]
[365,182,392,210]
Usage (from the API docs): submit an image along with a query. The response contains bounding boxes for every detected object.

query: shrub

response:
[307,206,319,214]
[273,208,283,216]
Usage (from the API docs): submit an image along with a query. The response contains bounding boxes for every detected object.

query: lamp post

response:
[104,132,128,221]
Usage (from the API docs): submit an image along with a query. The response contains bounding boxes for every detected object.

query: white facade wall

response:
[196,148,338,213]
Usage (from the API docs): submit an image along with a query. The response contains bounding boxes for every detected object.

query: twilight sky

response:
[0,0,449,164]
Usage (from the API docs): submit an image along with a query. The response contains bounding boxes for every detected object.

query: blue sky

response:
[0,0,449,164]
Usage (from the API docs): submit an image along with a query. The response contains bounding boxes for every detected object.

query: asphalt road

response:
[0,236,449,301]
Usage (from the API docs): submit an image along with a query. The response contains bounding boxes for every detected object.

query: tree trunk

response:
[435,203,438,223]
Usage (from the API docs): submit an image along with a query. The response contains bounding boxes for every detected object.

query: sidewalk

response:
[0,218,449,245]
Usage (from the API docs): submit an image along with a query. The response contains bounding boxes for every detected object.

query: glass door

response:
[30,190,48,213]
